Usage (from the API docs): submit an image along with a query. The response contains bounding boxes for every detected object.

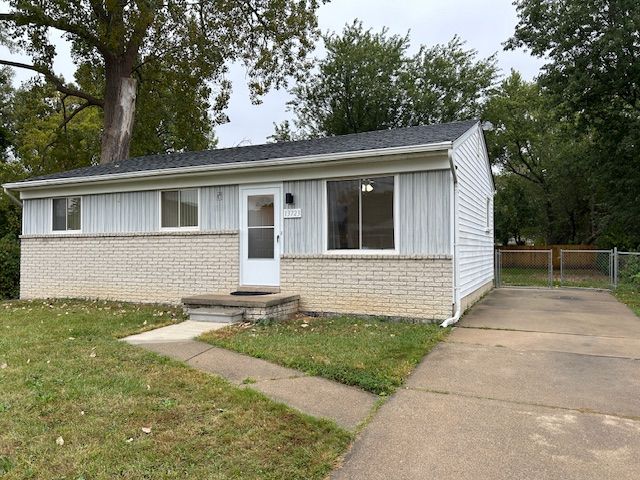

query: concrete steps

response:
[186,307,244,323]
[182,292,300,322]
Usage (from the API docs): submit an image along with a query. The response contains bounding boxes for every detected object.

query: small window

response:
[327,176,395,250]
[52,197,82,231]
[161,189,199,228]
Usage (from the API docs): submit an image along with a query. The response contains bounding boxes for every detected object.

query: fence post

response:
[548,249,553,288]
[613,247,618,288]
[560,249,564,286]
[495,250,501,287]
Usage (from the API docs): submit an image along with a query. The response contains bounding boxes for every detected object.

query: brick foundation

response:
[280,254,453,321]
[20,232,239,304]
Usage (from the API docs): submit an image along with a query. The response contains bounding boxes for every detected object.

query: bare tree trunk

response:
[100,59,137,164]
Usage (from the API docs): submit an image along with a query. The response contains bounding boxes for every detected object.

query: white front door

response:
[240,185,281,287]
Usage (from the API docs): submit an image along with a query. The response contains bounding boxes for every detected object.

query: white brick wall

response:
[20,232,239,304]
[281,255,453,321]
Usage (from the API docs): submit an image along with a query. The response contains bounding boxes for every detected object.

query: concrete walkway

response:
[334,288,640,479]
[123,324,378,431]
[123,320,228,344]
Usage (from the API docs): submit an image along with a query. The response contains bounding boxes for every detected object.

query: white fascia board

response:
[3,141,453,192]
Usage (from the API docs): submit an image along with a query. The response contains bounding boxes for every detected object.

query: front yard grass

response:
[0,300,350,480]
[200,316,449,395]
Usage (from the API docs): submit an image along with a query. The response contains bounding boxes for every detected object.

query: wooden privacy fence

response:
[497,245,598,269]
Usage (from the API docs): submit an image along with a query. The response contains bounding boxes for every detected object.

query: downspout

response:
[2,186,22,207]
[441,148,460,328]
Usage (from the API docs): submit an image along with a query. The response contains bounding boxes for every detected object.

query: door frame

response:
[239,183,283,287]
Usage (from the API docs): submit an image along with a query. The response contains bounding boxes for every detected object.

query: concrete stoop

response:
[182,292,300,323]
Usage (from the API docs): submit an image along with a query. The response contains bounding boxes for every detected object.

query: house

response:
[2,119,494,325]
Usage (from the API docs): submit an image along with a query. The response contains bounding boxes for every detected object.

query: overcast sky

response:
[1,0,544,148]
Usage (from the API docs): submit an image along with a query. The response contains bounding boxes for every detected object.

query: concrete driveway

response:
[333,288,640,480]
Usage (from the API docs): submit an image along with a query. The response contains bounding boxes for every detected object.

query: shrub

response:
[0,235,20,299]
[619,254,640,287]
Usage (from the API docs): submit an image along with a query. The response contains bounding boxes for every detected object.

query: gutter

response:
[441,148,460,328]
[2,141,454,191]
[2,186,22,207]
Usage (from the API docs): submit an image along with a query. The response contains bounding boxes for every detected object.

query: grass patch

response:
[614,284,640,317]
[200,316,449,395]
[0,300,350,479]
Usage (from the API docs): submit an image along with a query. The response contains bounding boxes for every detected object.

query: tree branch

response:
[60,101,94,130]
[0,59,104,107]
[0,12,109,56]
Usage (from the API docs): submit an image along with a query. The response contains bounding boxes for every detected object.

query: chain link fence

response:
[495,249,553,288]
[616,251,640,288]
[560,249,613,289]
[495,248,639,290]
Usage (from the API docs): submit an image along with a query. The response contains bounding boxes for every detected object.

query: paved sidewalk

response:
[123,320,228,344]
[333,288,640,479]
[124,328,378,430]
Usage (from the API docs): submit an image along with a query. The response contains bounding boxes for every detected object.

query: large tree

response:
[507,0,640,247]
[0,0,324,164]
[273,21,497,139]
[485,72,597,244]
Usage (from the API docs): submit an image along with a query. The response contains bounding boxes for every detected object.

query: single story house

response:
[2,119,494,325]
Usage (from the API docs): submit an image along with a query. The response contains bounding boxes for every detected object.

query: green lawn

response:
[200,316,449,395]
[615,284,640,317]
[499,267,612,289]
[0,300,350,480]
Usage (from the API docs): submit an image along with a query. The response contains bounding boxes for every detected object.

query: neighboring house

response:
[2,119,494,324]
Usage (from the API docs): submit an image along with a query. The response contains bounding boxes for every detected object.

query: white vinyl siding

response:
[454,126,495,298]
[83,191,159,233]
[200,185,239,230]
[22,198,51,235]
[399,170,451,255]
[22,186,238,235]
[282,180,324,254]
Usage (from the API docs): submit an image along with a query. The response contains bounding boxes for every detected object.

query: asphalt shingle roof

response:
[20,119,478,184]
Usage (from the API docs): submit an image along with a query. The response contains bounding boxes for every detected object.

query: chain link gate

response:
[616,251,640,288]
[495,249,553,288]
[497,247,639,290]
[559,249,613,289]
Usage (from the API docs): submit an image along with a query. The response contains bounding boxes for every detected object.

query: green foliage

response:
[508,0,640,246]
[0,234,19,299]
[494,174,539,245]
[484,72,595,244]
[201,316,449,395]
[279,21,498,138]
[11,80,101,176]
[619,255,640,287]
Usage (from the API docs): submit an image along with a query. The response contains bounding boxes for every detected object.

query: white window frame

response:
[50,196,82,234]
[158,188,201,231]
[323,174,399,255]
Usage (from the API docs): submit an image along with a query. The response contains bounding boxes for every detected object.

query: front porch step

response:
[182,292,300,323]
[186,308,244,323]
